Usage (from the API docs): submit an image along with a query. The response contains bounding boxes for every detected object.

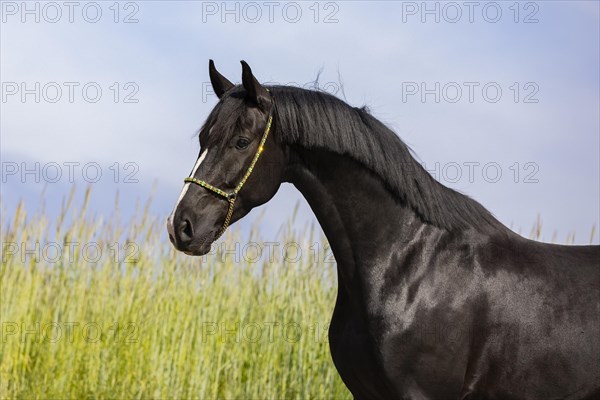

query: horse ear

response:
[241,60,269,107]
[209,59,234,99]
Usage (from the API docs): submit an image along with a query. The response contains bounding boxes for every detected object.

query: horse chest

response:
[328,291,399,399]
[332,254,474,399]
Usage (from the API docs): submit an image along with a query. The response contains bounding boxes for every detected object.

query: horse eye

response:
[235,138,250,150]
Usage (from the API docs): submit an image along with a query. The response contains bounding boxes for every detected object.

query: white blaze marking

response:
[170,150,208,219]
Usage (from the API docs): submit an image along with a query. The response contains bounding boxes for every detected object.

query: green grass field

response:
[1,189,596,399]
[0,189,350,399]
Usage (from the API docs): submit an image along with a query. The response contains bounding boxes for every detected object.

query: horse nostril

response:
[179,218,194,243]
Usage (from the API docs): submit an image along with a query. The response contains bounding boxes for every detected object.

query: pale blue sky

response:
[1,1,599,244]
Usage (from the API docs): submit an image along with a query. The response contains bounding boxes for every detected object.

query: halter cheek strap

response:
[184,101,274,240]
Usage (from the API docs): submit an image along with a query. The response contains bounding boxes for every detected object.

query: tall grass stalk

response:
[1,188,349,399]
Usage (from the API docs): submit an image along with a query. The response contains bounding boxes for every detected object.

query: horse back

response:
[374,230,599,399]
[462,235,600,399]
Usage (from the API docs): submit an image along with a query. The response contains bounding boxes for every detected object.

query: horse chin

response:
[183,240,213,256]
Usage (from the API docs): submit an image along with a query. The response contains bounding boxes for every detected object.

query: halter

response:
[184,98,274,240]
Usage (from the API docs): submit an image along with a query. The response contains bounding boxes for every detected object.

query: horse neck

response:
[286,147,446,292]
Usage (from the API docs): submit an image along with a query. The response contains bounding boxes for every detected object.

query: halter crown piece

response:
[184,95,274,240]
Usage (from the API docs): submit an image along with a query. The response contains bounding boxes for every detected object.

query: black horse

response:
[167,61,600,399]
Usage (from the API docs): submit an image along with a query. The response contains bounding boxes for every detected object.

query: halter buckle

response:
[227,192,237,201]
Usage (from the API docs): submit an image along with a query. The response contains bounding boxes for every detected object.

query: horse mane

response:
[269,85,503,232]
